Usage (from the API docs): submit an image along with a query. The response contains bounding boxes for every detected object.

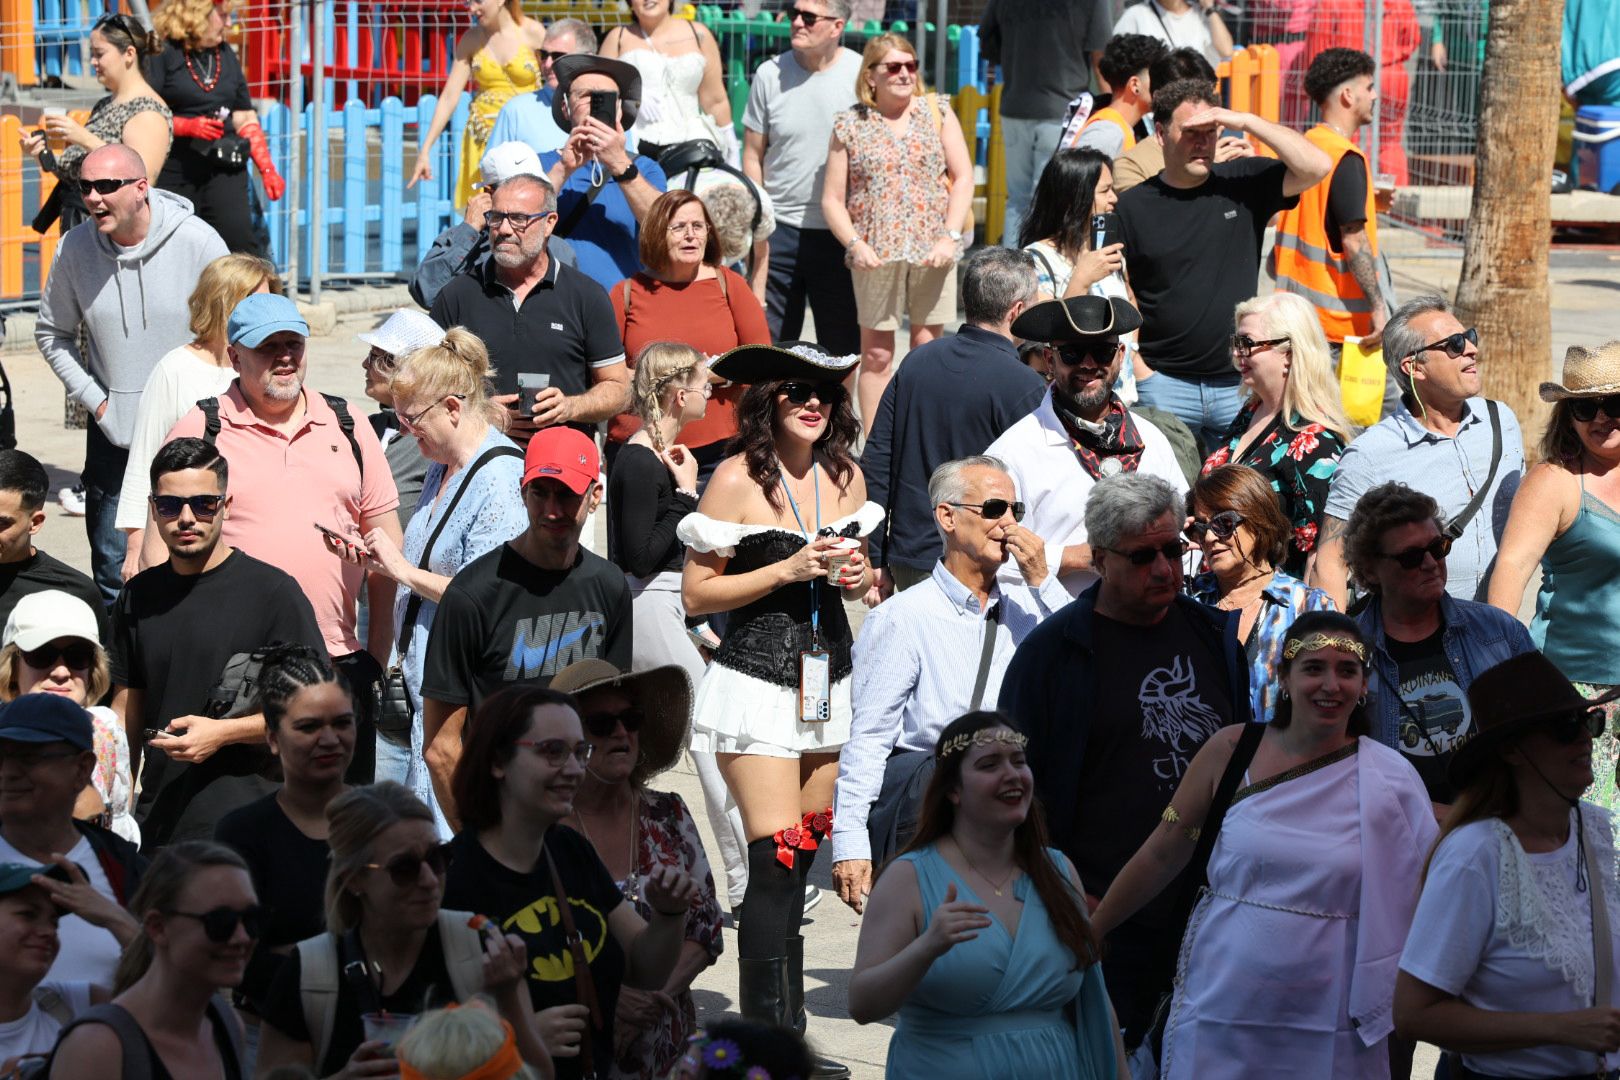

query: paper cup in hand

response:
[361,1011,417,1050]
[824,537,859,582]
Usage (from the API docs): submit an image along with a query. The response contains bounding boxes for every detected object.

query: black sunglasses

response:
[1187,510,1243,541]
[583,707,645,739]
[1569,395,1620,424]
[780,381,844,407]
[1054,342,1122,367]
[20,641,97,670]
[788,7,828,26]
[947,499,1026,522]
[1231,335,1289,360]
[76,176,141,197]
[365,842,454,887]
[150,493,224,520]
[540,48,572,62]
[1106,539,1188,566]
[1411,327,1478,360]
[1379,535,1452,570]
[1548,708,1606,744]
[165,904,268,943]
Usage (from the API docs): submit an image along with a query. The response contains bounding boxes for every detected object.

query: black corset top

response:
[713,529,856,688]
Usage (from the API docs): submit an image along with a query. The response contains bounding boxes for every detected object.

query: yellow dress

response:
[454,45,541,208]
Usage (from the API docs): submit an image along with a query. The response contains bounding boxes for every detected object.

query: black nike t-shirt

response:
[1385,624,1472,805]
[442,827,624,1080]
[420,544,632,710]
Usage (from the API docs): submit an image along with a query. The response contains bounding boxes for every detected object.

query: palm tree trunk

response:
[1453,0,1565,447]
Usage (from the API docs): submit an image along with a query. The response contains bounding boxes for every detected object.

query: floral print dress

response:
[1201,401,1347,578]
[832,98,949,265]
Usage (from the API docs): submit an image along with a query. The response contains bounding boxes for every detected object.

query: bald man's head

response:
[81,142,146,180]
[79,142,151,240]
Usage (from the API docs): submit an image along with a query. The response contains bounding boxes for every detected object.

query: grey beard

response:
[1053,383,1113,422]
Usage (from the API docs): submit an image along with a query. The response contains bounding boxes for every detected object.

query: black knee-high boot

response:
[788,832,852,1079]
[737,836,797,1026]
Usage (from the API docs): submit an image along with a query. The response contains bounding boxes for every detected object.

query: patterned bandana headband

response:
[1281,633,1367,662]
[938,728,1029,760]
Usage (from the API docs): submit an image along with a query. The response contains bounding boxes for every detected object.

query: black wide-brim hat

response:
[552,54,643,133]
[710,341,860,386]
[1011,295,1142,344]
[1448,651,1620,789]
[548,659,691,788]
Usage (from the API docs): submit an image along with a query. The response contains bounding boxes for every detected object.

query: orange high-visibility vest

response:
[1273,124,1379,343]
[1082,106,1136,153]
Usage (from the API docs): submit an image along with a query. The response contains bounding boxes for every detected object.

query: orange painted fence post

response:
[1220,45,1282,156]
[0,111,85,304]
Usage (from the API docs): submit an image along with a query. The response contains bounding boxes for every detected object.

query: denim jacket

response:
[1357,592,1537,751]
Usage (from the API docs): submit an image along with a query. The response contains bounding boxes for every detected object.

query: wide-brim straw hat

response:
[1448,652,1620,789]
[1539,341,1620,401]
[549,659,691,787]
[709,341,859,385]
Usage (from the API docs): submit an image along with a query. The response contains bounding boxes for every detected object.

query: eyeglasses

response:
[0,746,82,768]
[874,60,919,76]
[362,348,396,374]
[1186,510,1243,541]
[666,221,709,237]
[513,738,594,768]
[20,641,97,670]
[150,493,224,520]
[1548,708,1607,744]
[76,177,140,197]
[1104,539,1188,566]
[788,7,828,26]
[1379,535,1452,570]
[540,48,571,62]
[1054,342,1123,367]
[947,499,1026,522]
[1410,326,1478,360]
[1569,394,1620,423]
[582,708,645,739]
[399,395,465,430]
[485,210,554,232]
[164,905,268,944]
[1231,335,1290,360]
[780,381,844,408]
[364,842,454,887]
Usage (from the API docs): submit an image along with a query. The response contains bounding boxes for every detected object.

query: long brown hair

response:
[1423,746,1521,882]
[730,378,859,513]
[897,711,1101,970]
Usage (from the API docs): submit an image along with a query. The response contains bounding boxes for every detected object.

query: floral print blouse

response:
[609,789,723,1080]
[1201,400,1347,579]
[1187,571,1336,725]
[832,97,949,265]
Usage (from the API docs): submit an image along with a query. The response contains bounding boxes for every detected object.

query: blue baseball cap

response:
[0,694,94,752]
[0,862,71,899]
[227,293,309,348]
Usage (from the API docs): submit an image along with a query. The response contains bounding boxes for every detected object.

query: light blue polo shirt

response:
[1324,396,1524,602]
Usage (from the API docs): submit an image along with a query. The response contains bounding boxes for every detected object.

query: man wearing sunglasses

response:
[34,143,228,604]
[111,437,323,848]
[1342,482,1534,820]
[1314,295,1525,609]
[999,472,1246,1049]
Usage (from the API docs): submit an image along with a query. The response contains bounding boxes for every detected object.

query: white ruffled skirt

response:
[689,661,851,758]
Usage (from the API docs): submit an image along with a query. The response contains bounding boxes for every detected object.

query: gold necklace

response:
[954,838,1017,897]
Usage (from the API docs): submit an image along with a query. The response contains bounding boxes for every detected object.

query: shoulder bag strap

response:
[1585,815,1614,1012]
[318,393,366,476]
[968,602,1000,711]
[1173,721,1265,926]
[544,842,603,1079]
[297,934,341,1073]
[1442,399,1502,541]
[555,172,608,239]
[1027,245,1060,290]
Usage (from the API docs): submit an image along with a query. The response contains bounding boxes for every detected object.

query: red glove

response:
[172,114,224,141]
[238,121,285,201]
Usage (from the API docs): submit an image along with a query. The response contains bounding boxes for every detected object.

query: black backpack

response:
[197,392,364,478]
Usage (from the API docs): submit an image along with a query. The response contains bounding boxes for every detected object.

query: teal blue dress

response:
[886,845,1119,1080]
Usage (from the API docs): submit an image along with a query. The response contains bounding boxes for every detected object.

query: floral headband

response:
[1281,633,1367,662]
[938,727,1029,760]
[671,1031,800,1080]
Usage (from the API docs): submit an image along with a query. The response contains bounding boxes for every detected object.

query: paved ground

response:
[9,236,1611,1076]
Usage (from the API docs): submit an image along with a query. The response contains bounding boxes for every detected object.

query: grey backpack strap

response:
[438,909,491,1003]
[297,933,342,1071]
[50,1003,149,1080]
[31,985,73,1027]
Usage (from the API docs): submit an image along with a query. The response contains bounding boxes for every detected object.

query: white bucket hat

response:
[356,309,446,361]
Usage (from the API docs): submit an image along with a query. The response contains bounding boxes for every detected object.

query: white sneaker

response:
[803,882,822,913]
[58,486,86,517]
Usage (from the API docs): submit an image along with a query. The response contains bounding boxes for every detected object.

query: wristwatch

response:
[947,229,964,242]
[611,161,639,183]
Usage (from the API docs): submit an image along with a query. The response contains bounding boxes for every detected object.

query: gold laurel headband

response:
[938,728,1029,759]
[1282,633,1367,662]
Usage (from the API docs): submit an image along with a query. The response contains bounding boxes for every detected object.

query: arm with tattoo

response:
[1341,224,1388,345]
[1310,514,1351,611]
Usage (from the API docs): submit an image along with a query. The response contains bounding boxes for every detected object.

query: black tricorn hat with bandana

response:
[1011,295,1142,344]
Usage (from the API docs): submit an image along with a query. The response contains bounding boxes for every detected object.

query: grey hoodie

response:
[35,189,229,448]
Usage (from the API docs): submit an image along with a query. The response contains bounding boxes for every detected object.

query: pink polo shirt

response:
[165,382,399,656]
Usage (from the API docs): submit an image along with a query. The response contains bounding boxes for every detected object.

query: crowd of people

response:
[9,0,1620,1078]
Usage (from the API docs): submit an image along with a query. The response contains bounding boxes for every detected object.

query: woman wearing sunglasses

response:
[1488,343,1620,808]
[1201,292,1353,580]
[822,33,974,440]
[443,685,698,1080]
[1185,465,1335,725]
[548,660,721,1080]
[258,781,548,1078]
[47,841,257,1079]
[0,591,135,844]
[1396,652,1620,1080]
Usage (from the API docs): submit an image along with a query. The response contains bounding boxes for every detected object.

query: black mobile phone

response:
[588,89,618,129]
[1092,211,1122,251]
[142,728,170,742]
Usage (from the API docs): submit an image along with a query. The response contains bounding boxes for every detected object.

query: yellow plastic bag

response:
[1339,338,1385,429]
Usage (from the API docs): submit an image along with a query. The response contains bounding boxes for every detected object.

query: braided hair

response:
[255,643,351,730]
[629,341,707,456]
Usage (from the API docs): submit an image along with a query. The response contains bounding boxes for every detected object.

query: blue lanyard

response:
[779,467,821,647]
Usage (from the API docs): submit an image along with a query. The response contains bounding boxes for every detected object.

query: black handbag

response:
[203,132,250,171]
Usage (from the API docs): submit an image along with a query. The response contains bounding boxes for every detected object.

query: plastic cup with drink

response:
[41,107,67,152]
[361,1010,417,1051]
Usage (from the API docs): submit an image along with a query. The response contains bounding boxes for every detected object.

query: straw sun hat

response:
[1539,341,1620,401]
[549,659,691,788]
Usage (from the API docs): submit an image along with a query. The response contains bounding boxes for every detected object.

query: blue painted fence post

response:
[343,98,366,274]
[414,93,441,259]
[380,97,404,274]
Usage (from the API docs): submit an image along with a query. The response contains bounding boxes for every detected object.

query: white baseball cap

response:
[356,309,446,360]
[478,142,543,189]
[3,590,102,651]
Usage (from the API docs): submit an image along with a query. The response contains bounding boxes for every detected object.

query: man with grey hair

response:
[1312,294,1523,609]
[1000,470,1247,1048]
[862,247,1049,600]
[488,16,600,154]
[833,454,1068,912]
[429,173,629,441]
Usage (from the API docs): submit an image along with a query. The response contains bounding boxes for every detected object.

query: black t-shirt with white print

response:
[1385,624,1472,805]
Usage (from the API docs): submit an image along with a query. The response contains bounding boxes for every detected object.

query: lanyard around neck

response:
[779,465,822,645]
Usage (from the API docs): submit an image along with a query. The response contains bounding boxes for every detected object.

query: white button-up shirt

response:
[832,560,1071,863]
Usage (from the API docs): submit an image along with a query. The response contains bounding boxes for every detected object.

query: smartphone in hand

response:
[516,372,551,412]
[588,89,618,129]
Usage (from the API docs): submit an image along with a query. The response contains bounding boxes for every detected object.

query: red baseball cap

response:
[523,427,600,495]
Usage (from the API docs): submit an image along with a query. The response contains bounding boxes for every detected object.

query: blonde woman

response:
[407,0,546,209]
[822,33,974,439]
[398,998,550,1080]
[355,329,526,834]
[1201,291,1354,578]
[120,253,279,578]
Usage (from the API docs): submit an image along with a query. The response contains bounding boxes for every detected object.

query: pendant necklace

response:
[955,838,1016,897]
[186,46,221,93]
